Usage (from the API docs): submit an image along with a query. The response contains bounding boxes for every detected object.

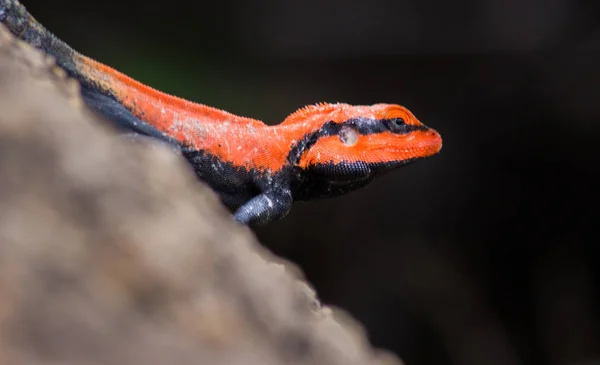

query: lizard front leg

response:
[233,189,292,226]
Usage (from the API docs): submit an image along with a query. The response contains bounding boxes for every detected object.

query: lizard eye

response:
[339,126,358,146]
[387,118,406,133]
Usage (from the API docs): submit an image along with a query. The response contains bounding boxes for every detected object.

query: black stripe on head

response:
[286,117,429,166]
[346,117,429,135]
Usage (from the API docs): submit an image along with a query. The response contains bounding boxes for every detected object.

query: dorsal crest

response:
[280,102,346,126]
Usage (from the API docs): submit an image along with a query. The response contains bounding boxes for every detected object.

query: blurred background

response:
[21,0,599,364]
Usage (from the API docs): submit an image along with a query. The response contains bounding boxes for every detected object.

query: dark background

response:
[21,0,599,364]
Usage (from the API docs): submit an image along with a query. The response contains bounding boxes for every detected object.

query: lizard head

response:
[283,103,442,198]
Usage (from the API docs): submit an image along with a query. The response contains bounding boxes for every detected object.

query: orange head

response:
[280,103,442,199]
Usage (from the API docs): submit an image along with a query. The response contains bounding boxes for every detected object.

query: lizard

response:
[0,0,443,226]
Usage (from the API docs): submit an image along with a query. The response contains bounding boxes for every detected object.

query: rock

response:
[0,23,402,365]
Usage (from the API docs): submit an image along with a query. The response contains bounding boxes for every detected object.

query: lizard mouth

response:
[379,129,443,158]
[352,129,442,166]
[413,129,443,155]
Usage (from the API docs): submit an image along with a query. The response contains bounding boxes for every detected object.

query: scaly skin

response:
[0,0,443,226]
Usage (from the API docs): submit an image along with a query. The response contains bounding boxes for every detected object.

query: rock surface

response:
[0,23,401,365]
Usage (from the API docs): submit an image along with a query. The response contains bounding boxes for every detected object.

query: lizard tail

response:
[0,0,78,76]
